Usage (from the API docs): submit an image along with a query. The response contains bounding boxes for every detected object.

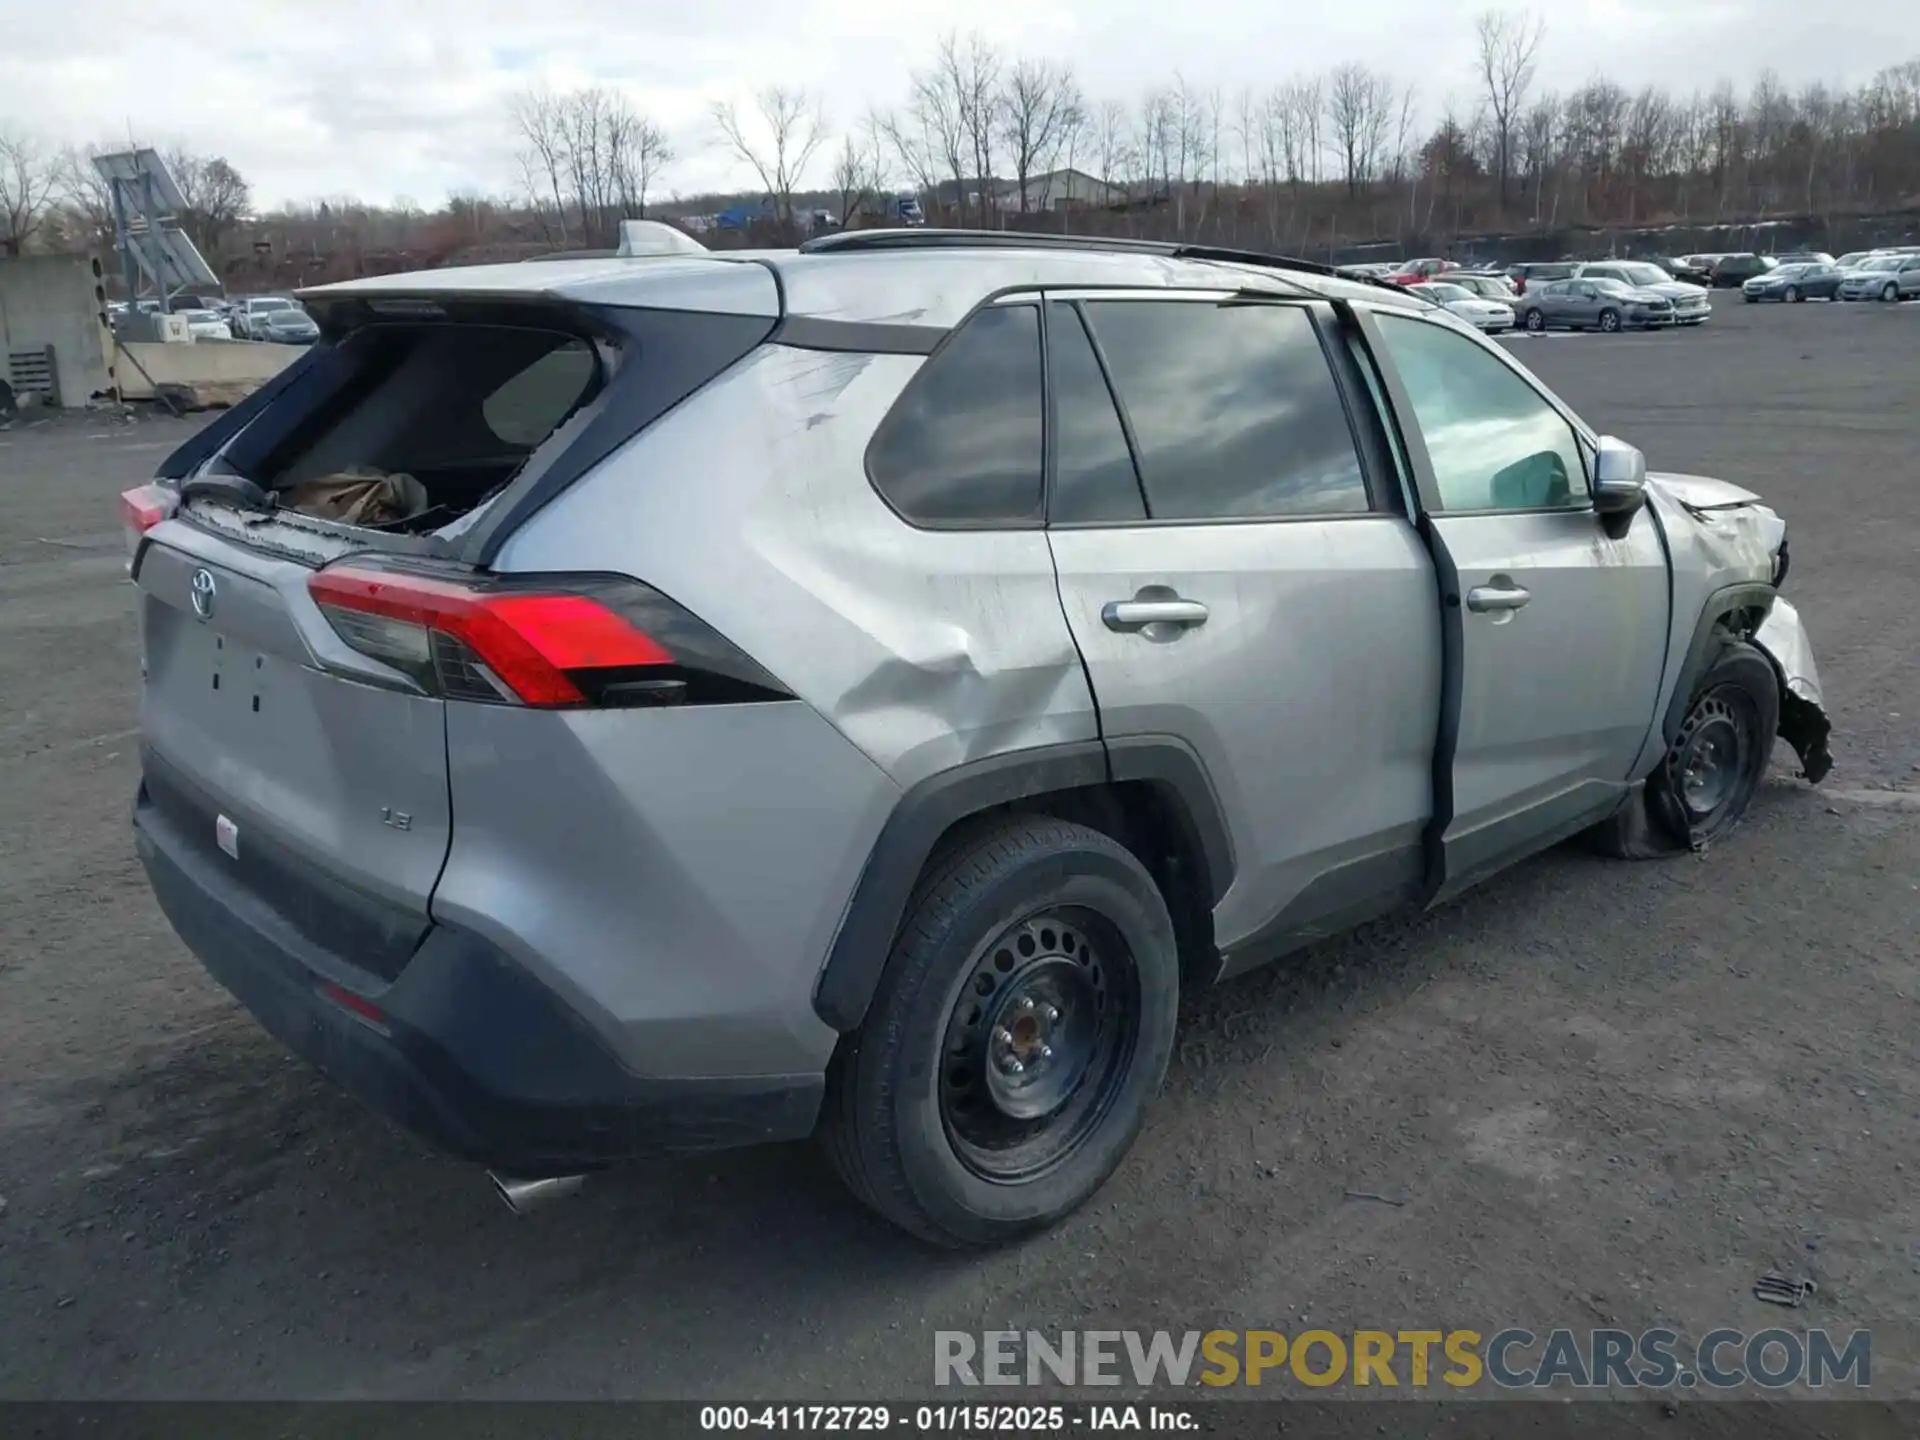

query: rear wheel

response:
[1524,308,1545,332]
[1588,640,1780,858]
[1598,308,1622,332]
[820,816,1179,1247]
[1786,286,1802,302]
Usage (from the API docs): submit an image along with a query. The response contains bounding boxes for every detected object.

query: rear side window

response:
[1046,303,1145,524]
[261,325,601,517]
[1083,301,1370,520]
[867,305,1044,525]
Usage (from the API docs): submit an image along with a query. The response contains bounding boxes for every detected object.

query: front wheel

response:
[820,816,1179,1247]
[1587,640,1780,858]
[1884,283,1900,302]
[1786,286,1802,302]
[1598,308,1622,332]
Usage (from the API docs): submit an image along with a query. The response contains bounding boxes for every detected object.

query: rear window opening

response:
[230,323,602,534]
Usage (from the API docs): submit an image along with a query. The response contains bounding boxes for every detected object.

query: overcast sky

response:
[3,0,1881,209]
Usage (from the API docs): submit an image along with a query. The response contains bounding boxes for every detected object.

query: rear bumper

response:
[134,780,823,1174]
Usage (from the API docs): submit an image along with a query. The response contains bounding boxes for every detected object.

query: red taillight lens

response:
[122,482,178,536]
[307,561,787,709]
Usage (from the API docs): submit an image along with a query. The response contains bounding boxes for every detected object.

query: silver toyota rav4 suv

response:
[123,227,1833,1247]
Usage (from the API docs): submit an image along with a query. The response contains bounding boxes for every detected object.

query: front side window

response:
[1374,313,1588,513]
[1081,300,1370,520]
[866,304,1044,525]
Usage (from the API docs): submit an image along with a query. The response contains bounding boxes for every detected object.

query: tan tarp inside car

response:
[283,469,430,526]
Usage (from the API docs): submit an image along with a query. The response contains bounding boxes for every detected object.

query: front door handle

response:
[1101,598,1210,632]
[1465,582,1532,613]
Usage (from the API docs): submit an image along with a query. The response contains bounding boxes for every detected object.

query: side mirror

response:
[1593,435,1648,516]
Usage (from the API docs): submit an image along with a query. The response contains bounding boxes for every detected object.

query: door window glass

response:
[1375,314,1588,513]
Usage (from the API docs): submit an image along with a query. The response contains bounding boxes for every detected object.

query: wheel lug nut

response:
[994,1027,1013,1045]
[1039,1045,1053,1060]
[1018,996,1036,1011]
[1045,1005,1060,1022]
[1007,1059,1025,1075]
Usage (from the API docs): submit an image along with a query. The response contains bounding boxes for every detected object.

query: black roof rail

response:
[796,227,1414,293]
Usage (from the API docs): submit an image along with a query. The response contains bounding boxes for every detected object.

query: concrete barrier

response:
[116,339,301,406]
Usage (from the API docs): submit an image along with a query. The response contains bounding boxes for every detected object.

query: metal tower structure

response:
[91,149,220,312]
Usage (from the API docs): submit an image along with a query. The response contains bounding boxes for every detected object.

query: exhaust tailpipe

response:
[489,1172,585,1215]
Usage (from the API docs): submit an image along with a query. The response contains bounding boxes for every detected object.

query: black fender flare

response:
[812,738,1234,1033]
[1661,582,1779,747]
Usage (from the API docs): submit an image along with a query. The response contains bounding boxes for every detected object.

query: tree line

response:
[3,20,1917,276]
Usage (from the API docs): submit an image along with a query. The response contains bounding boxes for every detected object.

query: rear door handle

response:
[1101,598,1210,632]
[1465,583,1532,613]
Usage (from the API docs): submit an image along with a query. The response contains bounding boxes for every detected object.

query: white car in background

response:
[1409,279,1515,332]
[179,309,233,341]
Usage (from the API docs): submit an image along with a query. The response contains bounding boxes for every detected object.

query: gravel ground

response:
[0,295,1916,1404]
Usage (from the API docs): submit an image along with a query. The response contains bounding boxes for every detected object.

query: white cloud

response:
[0,0,1897,207]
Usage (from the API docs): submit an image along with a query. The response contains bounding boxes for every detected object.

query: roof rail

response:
[798,227,1383,287]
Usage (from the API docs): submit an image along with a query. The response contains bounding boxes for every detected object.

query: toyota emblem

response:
[189,568,217,621]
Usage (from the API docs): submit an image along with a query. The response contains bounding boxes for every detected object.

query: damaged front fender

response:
[1753,597,1834,783]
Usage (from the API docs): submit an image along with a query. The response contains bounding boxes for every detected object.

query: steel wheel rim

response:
[1670,689,1755,819]
[938,909,1139,1183]
[1601,311,1620,331]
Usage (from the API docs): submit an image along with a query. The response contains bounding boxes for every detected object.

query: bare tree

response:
[934,33,1003,225]
[510,88,573,244]
[1473,8,1544,212]
[1091,100,1133,195]
[711,86,830,226]
[1325,63,1394,198]
[162,148,252,257]
[0,128,59,257]
[831,120,889,226]
[999,58,1083,213]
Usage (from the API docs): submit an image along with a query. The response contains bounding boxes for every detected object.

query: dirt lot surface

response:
[1,297,1916,1405]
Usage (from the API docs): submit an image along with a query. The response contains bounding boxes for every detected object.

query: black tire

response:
[1884,283,1900,303]
[1524,308,1545,332]
[1588,640,1780,858]
[820,816,1179,1247]
[1599,308,1622,332]
[1786,286,1801,302]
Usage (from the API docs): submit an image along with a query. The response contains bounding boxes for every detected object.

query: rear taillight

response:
[121,483,178,553]
[307,560,789,709]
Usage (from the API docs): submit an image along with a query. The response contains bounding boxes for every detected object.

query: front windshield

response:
[1771,265,1809,279]
[255,299,294,313]
[1422,283,1472,301]
[1590,278,1634,296]
[1617,264,1668,285]
[1860,257,1900,272]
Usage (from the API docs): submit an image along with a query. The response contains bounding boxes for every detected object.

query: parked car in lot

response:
[1577,261,1712,324]
[1446,271,1519,301]
[1337,262,1398,280]
[178,308,234,340]
[1385,258,1457,285]
[1517,277,1676,332]
[118,228,1832,1246]
[1742,262,1846,302]
[232,296,306,339]
[1671,255,1723,284]
[1836,252,1920,301]
[251,307,321,344]
[1769,252,1834,268]
[1505,261,1579,296]
[1407,279,1515,331]
[1708,254,1776,287]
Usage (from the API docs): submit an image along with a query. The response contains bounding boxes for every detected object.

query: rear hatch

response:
[129,278,779,981]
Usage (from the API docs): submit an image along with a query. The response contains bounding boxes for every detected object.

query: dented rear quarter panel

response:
[488,341,1100,790]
